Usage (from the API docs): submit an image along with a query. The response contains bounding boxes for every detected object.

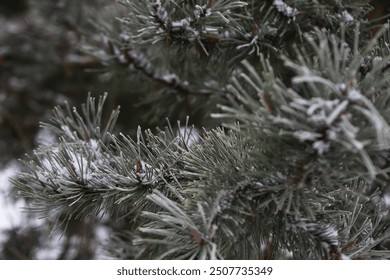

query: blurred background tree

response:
[0,0,131,260]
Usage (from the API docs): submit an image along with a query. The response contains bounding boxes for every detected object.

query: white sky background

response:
[0,128,60,238]
[0,163,67,259]
[0,161,24,244]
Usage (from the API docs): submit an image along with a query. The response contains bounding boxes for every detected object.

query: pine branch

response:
[12,96,190,227]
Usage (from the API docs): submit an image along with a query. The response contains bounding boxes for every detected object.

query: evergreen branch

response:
[41,93,120,144]
[13,95,190,228]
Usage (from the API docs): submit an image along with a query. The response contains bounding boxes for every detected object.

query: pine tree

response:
[11,0,390,259]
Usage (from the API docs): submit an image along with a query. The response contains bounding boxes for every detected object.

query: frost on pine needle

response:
[295,219,339,247]
[61,125,77,141]
[161,73,179,86]
[194,5,210,20]
[171,18,192,32]
[340,10,354,22]
[276,97,349,155]
[32,140,103,190]
[273,0,298,18]
[149,0,168,25]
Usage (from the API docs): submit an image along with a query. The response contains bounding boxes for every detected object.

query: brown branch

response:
[108,42,216,97]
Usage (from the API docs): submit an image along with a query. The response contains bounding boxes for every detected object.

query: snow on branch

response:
[273,0,298,18]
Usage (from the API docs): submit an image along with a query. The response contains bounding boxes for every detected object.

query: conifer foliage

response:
[12,0,390,259]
